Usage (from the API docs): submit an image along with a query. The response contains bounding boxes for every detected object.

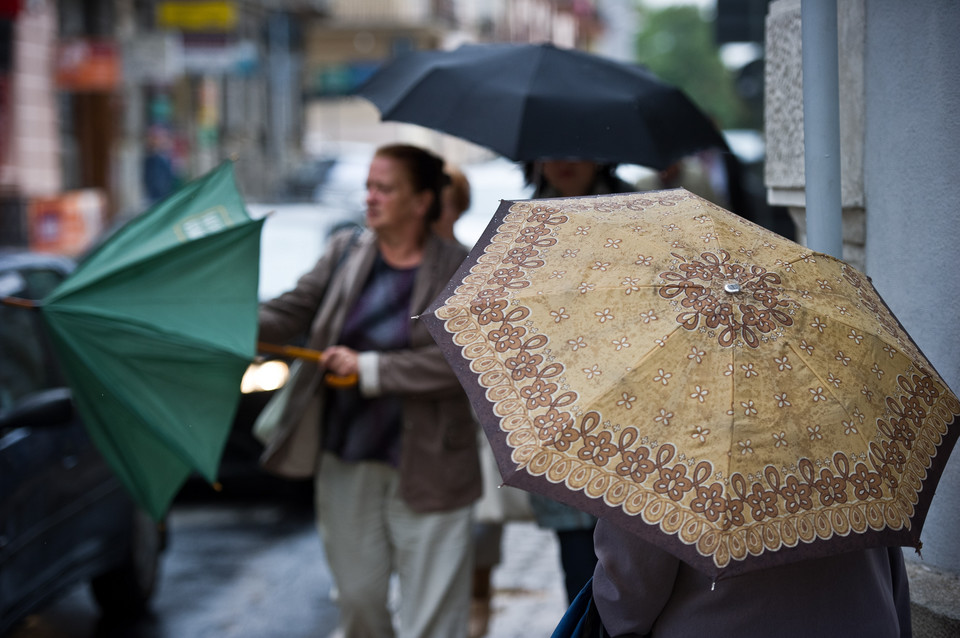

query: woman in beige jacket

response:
[258,144,481,638]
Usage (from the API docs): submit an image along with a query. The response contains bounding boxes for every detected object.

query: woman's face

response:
[541,160,600,197]
[365,155,431,235]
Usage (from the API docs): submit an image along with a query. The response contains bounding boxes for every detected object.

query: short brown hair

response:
[444,164,471,216]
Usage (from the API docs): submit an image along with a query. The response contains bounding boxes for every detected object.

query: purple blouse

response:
[323,253,417,466]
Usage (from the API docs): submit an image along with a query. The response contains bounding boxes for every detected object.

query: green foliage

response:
[634,5,754,129]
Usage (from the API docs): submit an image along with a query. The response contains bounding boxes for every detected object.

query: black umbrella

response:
[355,42,728,170]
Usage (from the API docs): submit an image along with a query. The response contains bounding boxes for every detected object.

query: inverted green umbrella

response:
[4,161,263,520]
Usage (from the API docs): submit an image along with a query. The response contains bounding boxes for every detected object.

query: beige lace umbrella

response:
[422,189,960,580]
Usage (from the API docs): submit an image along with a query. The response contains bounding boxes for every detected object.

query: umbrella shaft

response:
[257,341,323,362]
[1,296,38,309]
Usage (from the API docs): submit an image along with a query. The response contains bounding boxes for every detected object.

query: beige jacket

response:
[257,228,481,513]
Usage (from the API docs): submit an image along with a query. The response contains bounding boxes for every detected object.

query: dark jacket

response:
[592,517,912,638]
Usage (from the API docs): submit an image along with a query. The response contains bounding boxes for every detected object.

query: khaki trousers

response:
[315,452,473,638]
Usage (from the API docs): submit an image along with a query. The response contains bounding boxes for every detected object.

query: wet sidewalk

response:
[484,522,568,637]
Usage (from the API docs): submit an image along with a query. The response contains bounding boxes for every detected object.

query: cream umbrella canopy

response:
[422,189,960,580]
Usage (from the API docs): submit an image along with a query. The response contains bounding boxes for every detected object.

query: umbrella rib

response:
[89,402,186,494]
[782,288,914,355]
[626,323,686,371]
[783,340,839,398]
[509,45,550,160]
[781,339,876,454]
[582,322,686,419]
[789,304,918,368]
[723,345,737,487]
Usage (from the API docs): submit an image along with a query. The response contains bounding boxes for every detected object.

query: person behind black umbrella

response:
[524,159,634,199]
[519,157,635,606]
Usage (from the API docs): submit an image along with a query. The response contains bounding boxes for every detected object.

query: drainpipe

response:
[801,0,843,259]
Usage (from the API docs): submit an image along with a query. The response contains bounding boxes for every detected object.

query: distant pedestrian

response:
[525,159,633,201]
[143,126,178,204]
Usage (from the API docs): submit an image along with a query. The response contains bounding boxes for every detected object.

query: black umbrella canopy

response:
[355,42,728,170]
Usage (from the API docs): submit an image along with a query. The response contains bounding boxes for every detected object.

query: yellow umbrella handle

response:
[256,341,358,388]
[323,373,359,389]
[257,341,322,362]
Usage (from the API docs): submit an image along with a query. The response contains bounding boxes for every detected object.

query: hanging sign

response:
[156,2,238,32]
[56,39,121,91]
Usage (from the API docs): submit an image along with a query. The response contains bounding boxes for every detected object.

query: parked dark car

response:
[0,250,166,634]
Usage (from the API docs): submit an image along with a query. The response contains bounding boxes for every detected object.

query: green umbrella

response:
[19,161,263,520]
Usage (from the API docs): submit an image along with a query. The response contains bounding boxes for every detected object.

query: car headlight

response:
[240,359,290,394]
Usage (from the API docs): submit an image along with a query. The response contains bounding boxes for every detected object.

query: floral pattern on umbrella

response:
[423,189,960,579]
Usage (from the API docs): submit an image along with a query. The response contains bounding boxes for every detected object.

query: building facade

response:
[0,0,603,253]
[0,0,306,252]
[301,0,601,164]
[764,2,960,632]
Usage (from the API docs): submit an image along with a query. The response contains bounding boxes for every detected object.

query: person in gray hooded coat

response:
[592,517,912,638]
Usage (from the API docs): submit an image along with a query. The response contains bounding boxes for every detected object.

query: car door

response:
[0,257,130,630]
